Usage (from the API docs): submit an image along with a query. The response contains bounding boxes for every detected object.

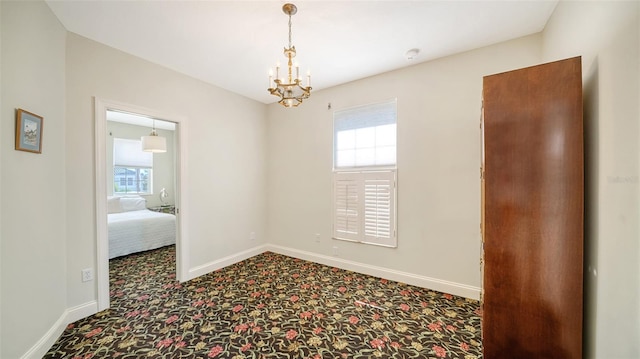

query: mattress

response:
[108,209,175,259]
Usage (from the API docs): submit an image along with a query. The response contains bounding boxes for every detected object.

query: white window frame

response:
[332,99,397,247]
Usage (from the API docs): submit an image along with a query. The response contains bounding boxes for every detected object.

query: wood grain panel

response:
[482,57,583,358]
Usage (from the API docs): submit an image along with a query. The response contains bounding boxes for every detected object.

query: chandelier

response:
[268,3,312,108]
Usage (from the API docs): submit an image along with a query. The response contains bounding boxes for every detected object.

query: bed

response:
[107,196,176,259]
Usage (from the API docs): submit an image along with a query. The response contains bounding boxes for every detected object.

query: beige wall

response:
[106,121,176,208]
[542,1,640,358]
[0,1,67,358]
[266,34,542,297]
[65,32,268,308]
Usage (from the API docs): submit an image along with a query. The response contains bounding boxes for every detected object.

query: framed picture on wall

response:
[15,108,43,153]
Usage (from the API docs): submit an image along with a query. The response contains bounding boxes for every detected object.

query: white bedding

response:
[108,209,175,259]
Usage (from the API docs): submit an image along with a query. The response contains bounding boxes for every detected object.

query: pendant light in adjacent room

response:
[141,119,166,153]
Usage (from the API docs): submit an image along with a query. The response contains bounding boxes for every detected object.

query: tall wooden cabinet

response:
[481,57,583,358]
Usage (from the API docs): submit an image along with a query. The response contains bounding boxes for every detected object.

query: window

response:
[113,138,153,194]
[334,100,397,169]
[332,100,397,247]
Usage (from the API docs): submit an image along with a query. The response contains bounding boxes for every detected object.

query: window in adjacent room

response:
[332,99,397,247]
[113,138,152,195]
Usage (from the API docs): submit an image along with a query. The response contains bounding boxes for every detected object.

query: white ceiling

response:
[46,1,558,105]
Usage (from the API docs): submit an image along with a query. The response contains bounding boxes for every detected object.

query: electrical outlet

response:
[315,233,320,242]
[81,268,93,282]
[250,232,256,241]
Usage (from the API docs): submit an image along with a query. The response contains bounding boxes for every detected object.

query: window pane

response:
[114,166,152,194]
[376,124,396,147]
[355,127,375,148]
[333,100,396,168]
[336,149,356,168]
[336,130,355,150]
[355,148,375,167]
[376,146,396,165]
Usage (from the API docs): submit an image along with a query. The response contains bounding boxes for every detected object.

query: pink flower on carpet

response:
[300,283,311,289]
[66,323,75,330]
[428,322,442,332]
[313,327,323,334]
[196,287,206,293]
[290,295,300,302]
[370,338,385,349]
[380,279,388,284]
[116,326,130,333]
[292,273,300,278]
[349,316,359,324]
[247,279,256,285]
[126,310,141,317]
[421,301,429,308]
[234,323,249,333]
[433,345,447,358]
[253,325,262,333]
[208,345,224,358]
[300,311,312,319]
[285,329,298,340]
[443,293,453,300]
[137,294,150,301]
[460,342,470,351]
[338,286,347,293]
[193,313,203,320]
[165,315,179,324]
[391,341,401,349]
[257,303,265,309]
[175,341,186,348]
[372,313,381,320]
[84,327,102,338]
[400,289,411,296]
[251,292,261,298]
[241,343,251,352]
[315,313,325,319]
[232,304,244,313]
[446,324,455,332]
[157,338,173,349]
[399,303,410,311]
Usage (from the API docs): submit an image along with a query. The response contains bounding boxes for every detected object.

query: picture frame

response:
[15,108,43,153]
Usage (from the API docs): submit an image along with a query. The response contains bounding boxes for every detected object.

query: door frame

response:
[94,97,189,311]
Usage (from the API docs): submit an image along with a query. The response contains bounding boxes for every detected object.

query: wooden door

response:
[482,57,583,358]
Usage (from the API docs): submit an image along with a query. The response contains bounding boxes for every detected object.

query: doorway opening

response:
[94,98,188,311]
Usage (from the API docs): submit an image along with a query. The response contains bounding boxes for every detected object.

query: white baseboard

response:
[265,244,481,300]
[21,300,97,359]
[186,244,269,281]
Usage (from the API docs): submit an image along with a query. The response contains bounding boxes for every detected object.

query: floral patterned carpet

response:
[45,246,482,358]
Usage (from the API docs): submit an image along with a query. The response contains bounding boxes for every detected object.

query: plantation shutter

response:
[362,171,395,246]
[333,170,396,247]
[333,172,360,241]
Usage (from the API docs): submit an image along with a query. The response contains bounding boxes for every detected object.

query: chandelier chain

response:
[288,14,293,49]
